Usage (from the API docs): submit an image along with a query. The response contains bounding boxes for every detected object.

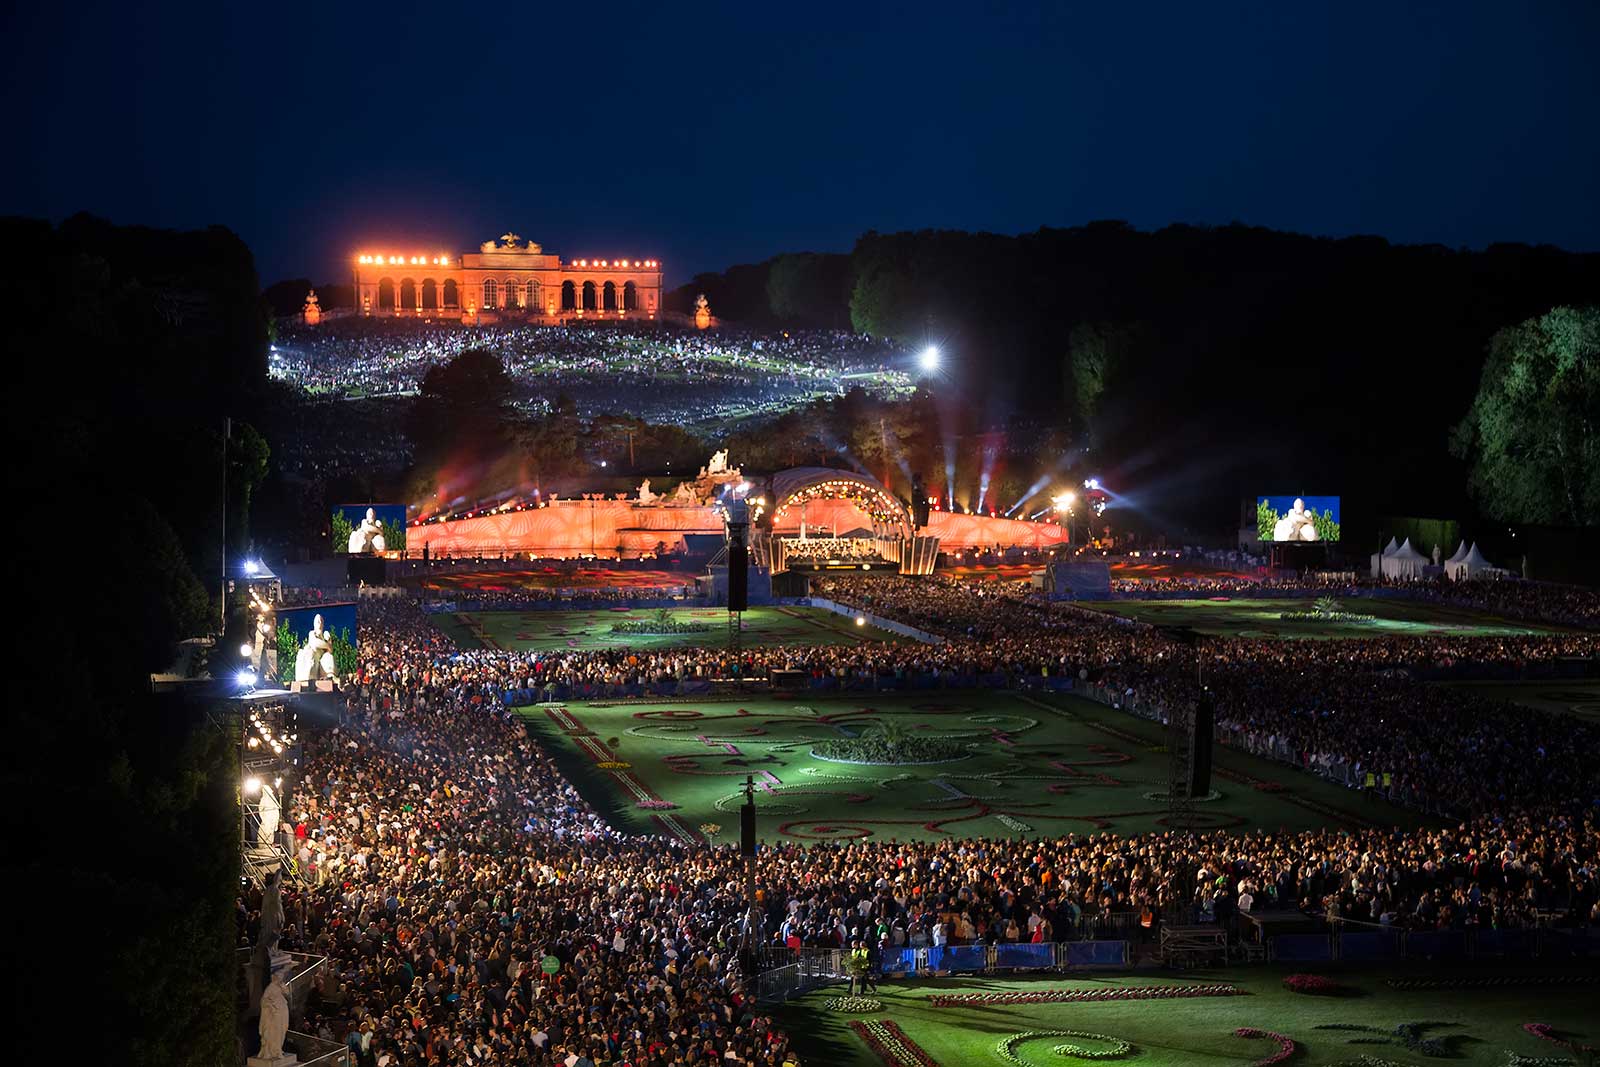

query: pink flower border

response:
[1234,1027,1296,1066]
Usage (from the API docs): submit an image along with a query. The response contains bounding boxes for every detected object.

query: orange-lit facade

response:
[352,232,663,322]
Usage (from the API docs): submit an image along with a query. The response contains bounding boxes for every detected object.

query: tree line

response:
[674,223,1600,534]
[2,213,272,1064]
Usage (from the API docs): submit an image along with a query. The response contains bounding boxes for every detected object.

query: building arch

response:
[561,280,577,310]
[505,278,521,308]
[526,279,540,311]
[623,281,638,311]
[377,278,396,310]
[399,278,418,310]
[420,279,438,309]
[602,281,618,311]
[483,279,499,308]
[582,280,598,311]
[768,467,912,541]
[442,279,459,308]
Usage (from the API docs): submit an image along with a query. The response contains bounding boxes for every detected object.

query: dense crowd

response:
[1106,570,1600,628]
[270,320,912,429]
[247,581,1598,1066]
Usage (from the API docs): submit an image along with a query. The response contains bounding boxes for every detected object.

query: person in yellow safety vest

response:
[848,941,873,994]
[1381,771,1392,792]
[1364,771,1376,801]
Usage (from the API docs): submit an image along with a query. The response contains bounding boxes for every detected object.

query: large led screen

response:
[333,504,407,554]
[275,602,359,684]
[1256,496,1340,542]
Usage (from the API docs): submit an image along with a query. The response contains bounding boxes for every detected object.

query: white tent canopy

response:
[1445,540,1470,565]
[1446,542,1498,581]
[1381,538,1429,579]
[1371,536,1402,577]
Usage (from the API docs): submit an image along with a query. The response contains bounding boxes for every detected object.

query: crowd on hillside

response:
[246,591,1598,1065]
[270,320,912,428]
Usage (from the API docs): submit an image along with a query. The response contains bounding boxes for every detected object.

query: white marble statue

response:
[258,969,290,1061]
[672,481,698,505]
[1271,498,1320,542]
[1432,543,1442,566]
[707,449,729,475]
[347,508,387,554]
[637,479,656,505]
[293,614,337,683]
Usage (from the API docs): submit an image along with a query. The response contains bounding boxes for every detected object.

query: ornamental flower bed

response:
[1234,1027,1296,1066]
[927,983,1243,1008]
[636,799,677,810]
[1283,973,1345,996]
[997,1031,1132,1064]
[848,1020,939,1067]
[811,735,968,764]
[611,619,712,635]
[1525,1022,1597,1056]
[824,995,882,1013]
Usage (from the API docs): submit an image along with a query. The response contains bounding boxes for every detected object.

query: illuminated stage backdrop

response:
[409,500,1068,559]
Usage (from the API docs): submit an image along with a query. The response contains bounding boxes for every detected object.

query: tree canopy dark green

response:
[2,213,265,1064]
[1451,305,1598,526]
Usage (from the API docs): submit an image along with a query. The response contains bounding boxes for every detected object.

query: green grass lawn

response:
[515,693,1429,842]
[435,606,906,652]
[1074,598,1570,640]
[780,965,1600,1067]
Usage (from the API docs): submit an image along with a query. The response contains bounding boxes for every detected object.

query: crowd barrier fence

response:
[752,940,1131,1001]
[751,926,1597,1002]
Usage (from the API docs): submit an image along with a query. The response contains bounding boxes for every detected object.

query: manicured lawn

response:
[436,606,905,651]
[515,693,1428,842]
[1074,598,1569,639]
[779,965,1600,1067]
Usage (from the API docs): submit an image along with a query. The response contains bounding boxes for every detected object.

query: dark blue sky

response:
[5,0,1597,285]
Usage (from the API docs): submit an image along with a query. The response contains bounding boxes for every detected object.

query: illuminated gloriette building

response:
[352,232,663,321]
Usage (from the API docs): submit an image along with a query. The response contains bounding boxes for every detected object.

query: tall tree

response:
[1069,321,1149,442]
[1451,305,1599,526]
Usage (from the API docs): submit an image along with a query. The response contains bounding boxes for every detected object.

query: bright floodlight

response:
[236,668,256,688]
[918,345,941,372]
[243,776,261,795]
[1052,491,1076,512]
[855,616,866,627]
[239,643,254,658]
[243,559,260,575]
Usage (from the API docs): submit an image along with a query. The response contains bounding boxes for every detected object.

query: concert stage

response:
[408,466,1068,564]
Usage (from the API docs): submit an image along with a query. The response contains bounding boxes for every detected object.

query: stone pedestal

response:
[248,1055,298,1067]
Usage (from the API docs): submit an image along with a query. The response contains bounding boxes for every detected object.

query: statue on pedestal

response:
[347,507,387,554]
[293,615,337,684]
[671,482,698,505]
[707,449,729,475]
[637,479,656,505]
[257,969,292,1062]
[301,290,322,326]
[694,294,712,330]
[1432,543,1442,566]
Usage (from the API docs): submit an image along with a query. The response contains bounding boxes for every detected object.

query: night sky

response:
[5,0,1597,285]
